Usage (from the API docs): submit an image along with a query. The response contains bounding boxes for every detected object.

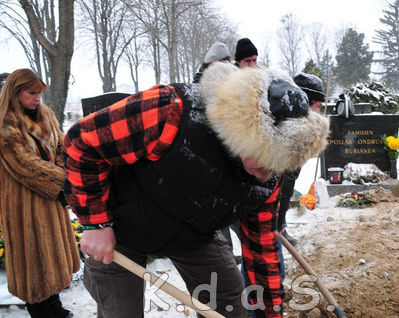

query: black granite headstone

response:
[81,92,131,116]
[321,114,399,178]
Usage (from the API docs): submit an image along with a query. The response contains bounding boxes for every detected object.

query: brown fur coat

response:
[0,105,80,303]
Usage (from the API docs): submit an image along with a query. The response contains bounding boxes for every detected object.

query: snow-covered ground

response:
[0,158,397,317]
[0,232,242,317]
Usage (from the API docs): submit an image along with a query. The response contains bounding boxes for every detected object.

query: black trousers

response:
[26,294,69,318]
[221,221,240,251]
[277,169,301,231]
[83,231,247,318]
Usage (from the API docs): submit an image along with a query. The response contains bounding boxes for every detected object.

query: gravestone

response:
[320,102,372,115]
[351,103,372,114]
[81,92,131,116]
[321,114,399,179]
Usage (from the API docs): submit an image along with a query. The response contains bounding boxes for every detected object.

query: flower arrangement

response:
[381,133,399,160]
[71,218,85,260]
[0,228,4,268]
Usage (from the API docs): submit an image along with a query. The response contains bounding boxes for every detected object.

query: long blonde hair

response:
[0,68,54,141]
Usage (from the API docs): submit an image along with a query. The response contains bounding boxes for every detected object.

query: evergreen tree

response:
[334,28,374,88]
[348,81,399,114]
[302,59,333,97]
[302,59,322,78]
[373,0,399,92]
[319,50,335,93]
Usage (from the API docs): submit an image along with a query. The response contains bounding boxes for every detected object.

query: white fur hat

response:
[200,62,330,173]
[204,42,230,64]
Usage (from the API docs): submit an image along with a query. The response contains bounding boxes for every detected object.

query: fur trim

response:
[0,108,65,199]
[201,62,330,172]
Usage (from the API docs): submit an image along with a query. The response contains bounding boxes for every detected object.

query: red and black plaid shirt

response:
[64,85,183,224]
[63,84,282,317]
[241,187,283,317]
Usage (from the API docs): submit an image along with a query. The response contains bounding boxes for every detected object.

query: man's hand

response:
[80,227,116,264]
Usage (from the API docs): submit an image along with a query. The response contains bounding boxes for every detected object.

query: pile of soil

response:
[283,189,399,317]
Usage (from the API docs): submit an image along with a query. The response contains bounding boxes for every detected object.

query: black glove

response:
[57,190,68,207]
[268,79,309,123]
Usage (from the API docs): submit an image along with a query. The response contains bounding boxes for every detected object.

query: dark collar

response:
[24,107,38,121]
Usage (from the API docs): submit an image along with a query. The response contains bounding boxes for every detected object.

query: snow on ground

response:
[0,157,396,317]
[0,236,242,317]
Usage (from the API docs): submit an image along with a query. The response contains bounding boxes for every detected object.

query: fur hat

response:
[294,73,326,102]
[204,42,230,64]
[201,62,330,173]
[235,38,258,61]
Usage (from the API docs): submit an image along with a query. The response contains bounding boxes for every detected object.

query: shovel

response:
[280,235,347,318]
[113,250,225,318]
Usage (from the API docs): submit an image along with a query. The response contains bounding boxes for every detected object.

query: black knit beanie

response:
[293,73,326,102]
[235,38,258,61]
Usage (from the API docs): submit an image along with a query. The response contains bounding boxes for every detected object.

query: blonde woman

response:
[0,69,80,317]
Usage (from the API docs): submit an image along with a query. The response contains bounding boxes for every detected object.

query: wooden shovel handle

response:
[323,70,332,116]
[113,250,225,318]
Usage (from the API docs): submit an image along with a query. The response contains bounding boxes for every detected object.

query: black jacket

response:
[110,83,279,256]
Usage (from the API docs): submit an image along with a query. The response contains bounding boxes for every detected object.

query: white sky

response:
[213,0,385,38]
[0,0,387,102]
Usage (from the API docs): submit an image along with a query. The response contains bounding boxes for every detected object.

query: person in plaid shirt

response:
[64,62,329,317]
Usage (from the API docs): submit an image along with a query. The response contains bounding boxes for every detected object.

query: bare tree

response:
[0,2,47,82]
[126,38,145,92]
[123,0,163,84]
[258,35,273,67]
[177,2,238,82]
[176,5,204,82]
[147,31,164,84]
[125,0,202,83]
[0,0,74,126]
[123,20,146,92]
[277,13,303,77]
[0,0,74,125]
[77,0,134,92]
[304,22,329,66]
[160,0,204,82]
[122,0,237,84]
